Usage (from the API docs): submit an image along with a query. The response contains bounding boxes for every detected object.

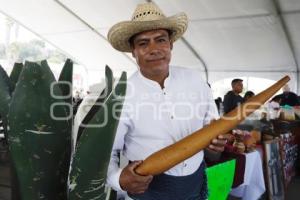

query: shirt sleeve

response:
[223,92,236,114]
[106,111,130,192]
[203,85,219,126]
[223,93,230,114]
[188,68,219,126]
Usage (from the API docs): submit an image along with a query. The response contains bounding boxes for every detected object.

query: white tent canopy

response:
[0,0,299,93]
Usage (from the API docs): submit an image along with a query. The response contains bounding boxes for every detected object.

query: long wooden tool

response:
[135,76,290,176]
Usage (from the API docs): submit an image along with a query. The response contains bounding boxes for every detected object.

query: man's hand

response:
[208,134,230,153]
[119,161,153,194]
[205,119,229,153]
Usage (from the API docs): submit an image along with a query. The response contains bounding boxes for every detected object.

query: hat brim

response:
[107,13,188,52]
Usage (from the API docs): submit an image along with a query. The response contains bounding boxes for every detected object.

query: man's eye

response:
[138,42,146,46]
[158,38,166,42]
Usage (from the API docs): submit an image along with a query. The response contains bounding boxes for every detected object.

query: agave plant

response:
[0,59,127,200]
[69,70,126,199]
[0,62,24,200]
[10,63,24,90]
[74,65,114,150]
[8,60,72,199]
[0,64,14,138]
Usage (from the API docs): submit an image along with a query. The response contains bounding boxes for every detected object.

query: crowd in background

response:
[214,78,300,117]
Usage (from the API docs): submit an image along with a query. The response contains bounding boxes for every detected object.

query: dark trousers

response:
[129,162,207,200]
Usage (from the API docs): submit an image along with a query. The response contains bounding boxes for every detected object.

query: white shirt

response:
[107,66,219,191]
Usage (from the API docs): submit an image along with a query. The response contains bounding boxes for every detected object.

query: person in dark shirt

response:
[243,91,255,102]
[223,78,244,114]
[275,84,300,106]
[214,97,222,112]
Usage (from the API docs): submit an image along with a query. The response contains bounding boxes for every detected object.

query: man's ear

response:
[132,50,136,58]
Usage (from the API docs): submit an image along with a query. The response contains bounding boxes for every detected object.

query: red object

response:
[222,151,246,188]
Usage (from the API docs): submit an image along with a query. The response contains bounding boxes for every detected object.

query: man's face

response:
[131,29,173,78]
[233,81,243,94]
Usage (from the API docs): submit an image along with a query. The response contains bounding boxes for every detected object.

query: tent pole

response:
[272,0,300,93]
[147,0,209,83]
[180,37,209,83]
[53,0,137,67]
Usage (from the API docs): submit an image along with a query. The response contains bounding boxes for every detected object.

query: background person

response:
[223,78,244,114]
[243,91,255,102]
[275,84,300,106]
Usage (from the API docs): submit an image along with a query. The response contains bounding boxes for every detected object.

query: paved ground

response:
[286,175,300,200]
[0,162,10,200]
[1,149,299,200]
[227,175,300,200]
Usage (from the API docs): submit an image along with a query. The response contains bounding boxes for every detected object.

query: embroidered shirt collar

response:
[137,66,172,89]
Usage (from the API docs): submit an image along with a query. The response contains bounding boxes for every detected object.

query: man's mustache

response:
[146,57,165,62]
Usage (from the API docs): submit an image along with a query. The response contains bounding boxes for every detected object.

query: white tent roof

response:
[0,0,299,92]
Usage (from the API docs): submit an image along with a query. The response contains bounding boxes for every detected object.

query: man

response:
[223,79,244,114]
[275,84,300,106]
[106,2,227,200]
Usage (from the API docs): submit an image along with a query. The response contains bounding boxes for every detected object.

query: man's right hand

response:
[119,160,153,194]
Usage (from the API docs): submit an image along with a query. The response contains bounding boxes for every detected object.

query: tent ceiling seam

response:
[53,0,137,67]
[150,0,208,81]
[273,0,299,92]
[180,37,209,82]
[208,70,297,73]
[281,9,300,15]
[190,13,274,22]
[190,9,300,22]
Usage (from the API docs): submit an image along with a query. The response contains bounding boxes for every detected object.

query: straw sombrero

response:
[107,2,188,52]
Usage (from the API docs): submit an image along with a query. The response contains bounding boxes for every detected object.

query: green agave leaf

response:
[10,62,24,91]
[69,72,127,200]
[0,65,13,136]
[57,59,73,159]
[76,65,113,146]
[0,64,14,95]
[0,65,13,115]
[57,59,73,193]
[8,60,71,200]
[107,188,117,200]
[58,59,73,105]
[41,60,72,197]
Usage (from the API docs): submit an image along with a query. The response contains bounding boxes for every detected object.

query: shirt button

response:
[163,92,166,95]
[171,115,174,119]
[184,163,187,167]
